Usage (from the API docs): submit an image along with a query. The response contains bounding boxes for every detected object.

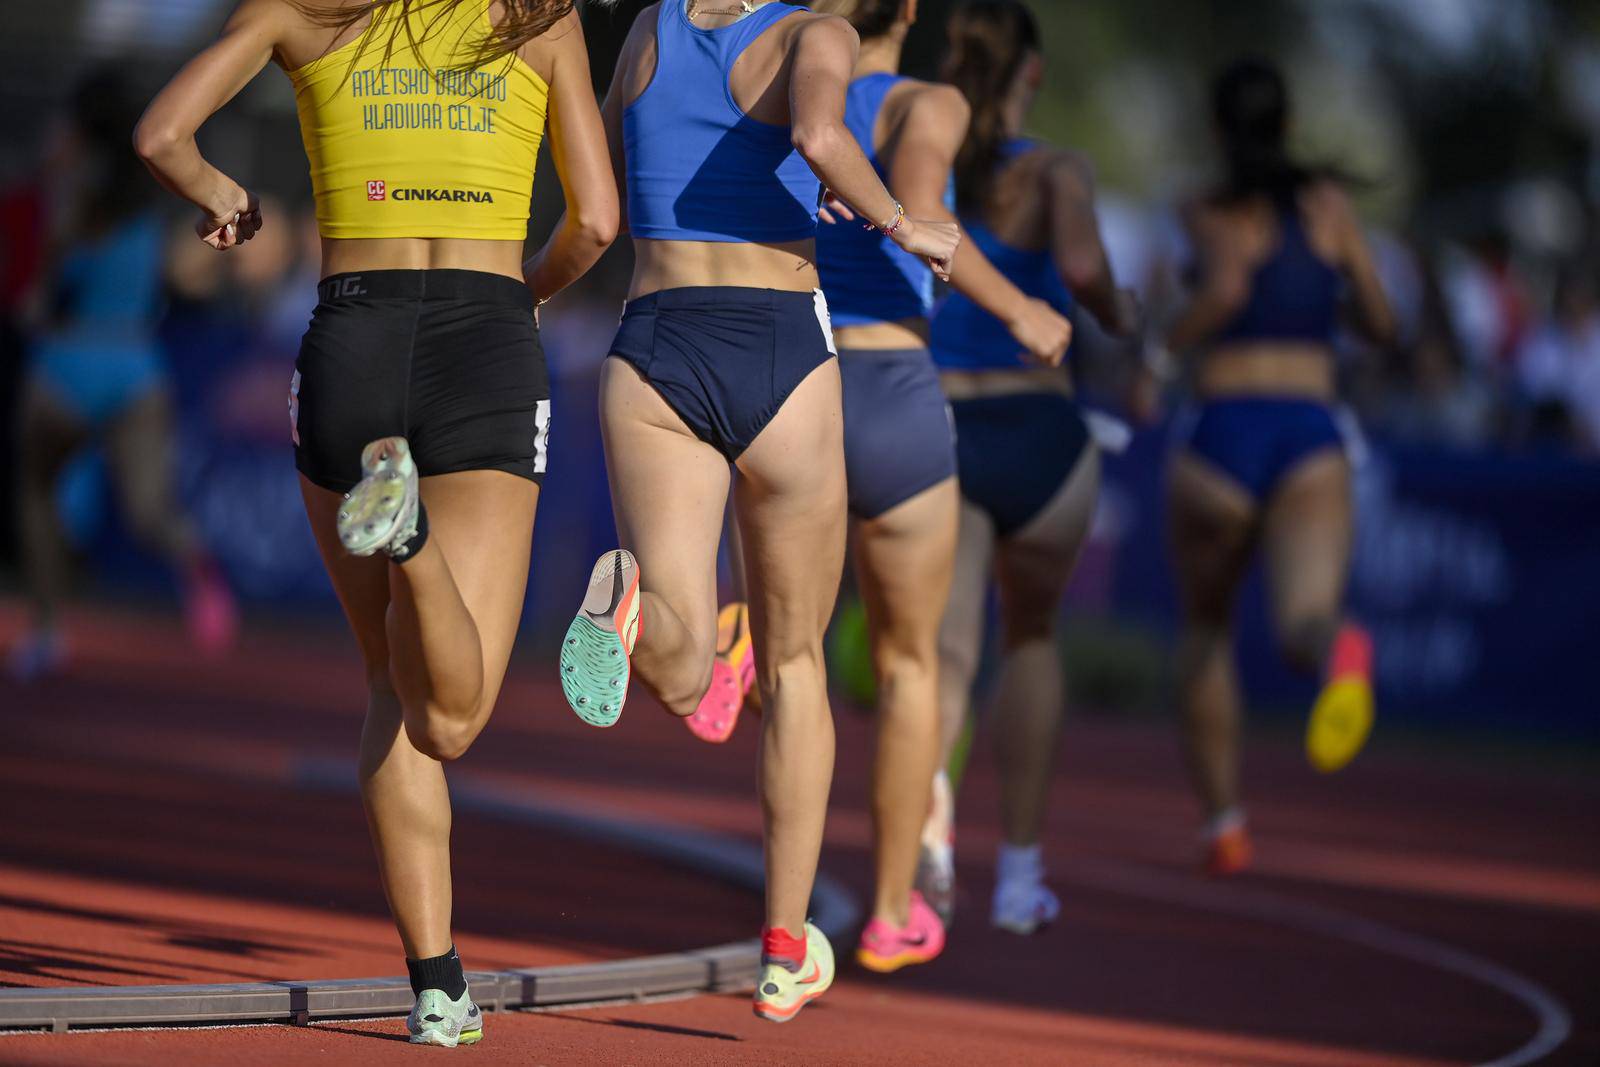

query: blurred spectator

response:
[9,68,236,680]
[1516,262,1600,455]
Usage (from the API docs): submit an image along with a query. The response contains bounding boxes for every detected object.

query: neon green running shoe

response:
[406,987,482,1047]
[560,550,641,728]
[752,922,834,1023]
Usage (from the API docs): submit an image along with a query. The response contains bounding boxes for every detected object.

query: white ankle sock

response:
[996,842,1044,885]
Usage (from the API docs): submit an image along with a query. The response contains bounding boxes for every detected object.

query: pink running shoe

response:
[184,556,238,656]
[685,602,754,743]
[855,892,946,973]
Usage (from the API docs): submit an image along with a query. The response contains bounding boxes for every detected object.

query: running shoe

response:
[183,556,238,655]
[406,987,483,1047]
[914,770,957,927]
[1306,623,1375,773]
[685,601,755,743]
[752,921,835,1023]
[560,549,641,728]
[337,437,421,559]
[1204,820,1254,877]
[991,878,1061,936]
[856,892,946,973]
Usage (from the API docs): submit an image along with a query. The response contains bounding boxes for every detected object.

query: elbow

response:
[578,203,619,250]
[132,117,178,164]
[791,121,846,170]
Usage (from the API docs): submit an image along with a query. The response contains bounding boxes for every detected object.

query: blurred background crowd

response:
[2,0,1599,737]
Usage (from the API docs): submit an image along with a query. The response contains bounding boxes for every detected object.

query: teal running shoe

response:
[560,550,641,728]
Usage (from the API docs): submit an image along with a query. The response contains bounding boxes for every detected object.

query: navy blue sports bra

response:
[1215,206,1341,345]
[623,1,821,244]
[816,73,953,327]
[930,139,1074,371]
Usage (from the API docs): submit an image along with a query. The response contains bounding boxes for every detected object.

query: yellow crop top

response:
[289,0,548,240]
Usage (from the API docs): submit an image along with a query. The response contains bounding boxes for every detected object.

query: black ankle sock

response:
[406,945,467,999]
[391,500,430,563]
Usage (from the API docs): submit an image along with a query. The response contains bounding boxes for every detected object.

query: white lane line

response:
[1069,858,1572,1067]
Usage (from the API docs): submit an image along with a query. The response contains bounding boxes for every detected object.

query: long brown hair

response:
[942,0,1039,213]
[811,0,902,39]
[290,0,574,74]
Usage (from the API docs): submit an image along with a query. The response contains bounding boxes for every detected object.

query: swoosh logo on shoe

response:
[798,963,821,985]
[902,933,928,948]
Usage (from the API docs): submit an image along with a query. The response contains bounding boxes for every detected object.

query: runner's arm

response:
[1047,152,1137,337]
[889,86,1070,365]
[523,12,618,302]
[789,15,958,278]
[134,0,283,249]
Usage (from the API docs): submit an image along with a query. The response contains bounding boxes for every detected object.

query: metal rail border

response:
[0,761,860,1032]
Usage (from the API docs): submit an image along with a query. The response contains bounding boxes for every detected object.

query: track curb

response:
[0,759,860,1032]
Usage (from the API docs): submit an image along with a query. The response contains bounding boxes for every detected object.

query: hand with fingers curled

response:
[197,185,263,251]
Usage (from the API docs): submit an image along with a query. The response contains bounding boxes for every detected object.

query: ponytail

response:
[1212,58,1312,204]
[942,0,1039,213]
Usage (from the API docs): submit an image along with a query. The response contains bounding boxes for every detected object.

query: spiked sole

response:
[560,615,630,728]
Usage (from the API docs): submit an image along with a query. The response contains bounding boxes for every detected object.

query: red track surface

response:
[1,603,1597,1065]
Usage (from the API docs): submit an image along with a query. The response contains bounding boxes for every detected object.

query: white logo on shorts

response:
[288,369,302,446]
[533,398,551,474]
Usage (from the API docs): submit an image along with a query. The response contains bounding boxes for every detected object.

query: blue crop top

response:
[930,140,1073,370]
[623,1,821,244]
[1213,205,1341,345]
[816,73,952,327]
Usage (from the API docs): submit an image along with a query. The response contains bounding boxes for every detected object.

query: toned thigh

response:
[995,445,1101,642]
[1167,451,1259,624]
[938,497,996,677]
[853,476,960,656]
[1261,449,1352,631]
[411,469,540,709]
[734,358,848,666]
[600,357,732,656]
[301,477,392,677]
[103,387,177,521]
[19,379,91,484]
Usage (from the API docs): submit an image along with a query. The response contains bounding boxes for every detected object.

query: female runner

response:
[13,70,235,681]
[918,0,1138,935]
[804,0,1072,971]
[1166,58,1393,875]
[559,0,958,1022]
[137,0,616,1044]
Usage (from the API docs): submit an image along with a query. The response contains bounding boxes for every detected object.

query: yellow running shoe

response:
[1306,624,1375,773]
[752,922,834,1023]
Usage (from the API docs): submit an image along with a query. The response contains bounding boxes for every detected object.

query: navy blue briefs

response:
[839,347,957,519]
[609,287,837,461]
[951,391,1092,537]
[1176,397,1348,500]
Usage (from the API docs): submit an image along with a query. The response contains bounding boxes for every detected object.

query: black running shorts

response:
[291,269,550,494]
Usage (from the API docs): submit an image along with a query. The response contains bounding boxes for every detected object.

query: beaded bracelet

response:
[872,200,906,237]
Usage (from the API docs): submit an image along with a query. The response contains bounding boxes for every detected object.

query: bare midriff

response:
[629,238,820,300]
[938,365,1072,401]
[320,237,526,282]
[833,317,929,351]
[1197,341,1336,402]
